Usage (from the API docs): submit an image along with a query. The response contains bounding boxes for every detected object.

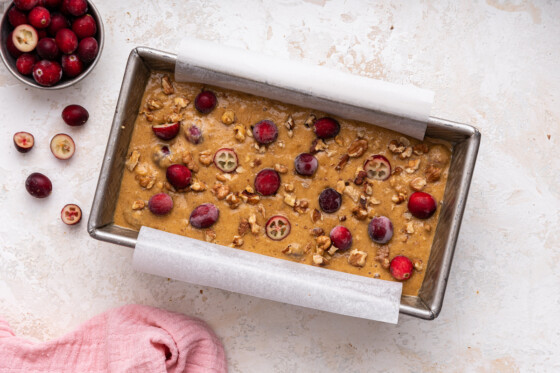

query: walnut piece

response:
[284,183,295,193]
[126,150,140,171]
[399,146,413,160]
[212,183,230,200]
[406,221,415,234]
[143,112,154,122]
[274,164,288,174]
[221,110,236,125]
[312,254,329,266]
[348,249,368,267]
[410,177,427,191]
[413,143,429,155]
[335,154,350,171]
[248,213,261,235]
[198,150,213,166]
[182,151,199,173]
[285,115,295,137]
[425,164,442,183]
[238,218,250,236]
[131,200,145,210]
[310,227,324,237]
[283,194,296,207]
[316,235,332,252]
[190,179,207,192]
[166,113,183,123]
[375,246,389,267]
[388,140,405,154]
[173,97,189,112]
[351,206,368,220]
[225,193,242,209]
[304,114,316,128]
[161,75,174,95]
[293,199,309,214]
[309,138,327,154]
[354,170,367,185]
[282,243,307,256]
[348,139,368,158]
[233,125,246,142]
[311,209,322,223]
[343,184,360,203]
[232,235,244,247]
[241,190,260,204]
[413,259,424,271]
[392,192,407,204]
[405,159,421,174]
[147,99,163,111]
[204,229,216,242]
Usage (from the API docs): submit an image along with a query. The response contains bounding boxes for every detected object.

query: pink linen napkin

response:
[0,304,227,373]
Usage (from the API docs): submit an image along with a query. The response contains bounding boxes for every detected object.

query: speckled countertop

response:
[1,1,559,371]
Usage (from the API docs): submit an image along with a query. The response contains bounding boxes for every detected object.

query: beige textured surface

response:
[1,1,559,371]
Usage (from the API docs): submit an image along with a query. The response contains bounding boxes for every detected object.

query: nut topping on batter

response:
[147,99,163,111]
[348,249,368,267]
[409,177,427,191]
[161,75,174,95]
[425,164,442,182]
[212,182,230,200]
[198,150,213,166]
[348,139,368,158]
[238,218,250,236]
[126,150,140,171]
[221,110,236,125]
[232,235,244,247]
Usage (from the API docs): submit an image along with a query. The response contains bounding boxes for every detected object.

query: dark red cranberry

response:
[61,54,83,77]
[32,60,62,86]
[390,256,413,281]
[72,14,96,39]
[42,0,62,7]
[14,0,39,11]
[8,7,28,28]
[194,90,217,114]
[36,38,59,60]
[190,203,219,229]
[252,120,278,145]
[313,117,340,139]
[48,13,69,36]
[37,29,48,39]
[148,193,173,216]
[318,188,342,213]
[77,36,98,62]
[408,192,437,219]
[61,104,88,126]
[6,32,23,58]
[368,216,393,244]
[294,153,318,176]
[25,172,52,198]
[16,53,38,75]
[152,122,180,140]
[28,6,51,29]
[254,169,281,196]
[62,0,87,16]
[330,226,352,251]
[185,124,202,144]
[55,28,78,54]
[166,164,192,189]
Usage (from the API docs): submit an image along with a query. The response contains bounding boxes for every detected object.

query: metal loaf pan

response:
[88,47,480,320]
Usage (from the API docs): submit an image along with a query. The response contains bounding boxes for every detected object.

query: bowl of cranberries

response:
[0,0,103,89]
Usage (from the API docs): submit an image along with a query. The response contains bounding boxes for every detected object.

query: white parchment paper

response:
[133,227,402,324]
[175,39,433,139]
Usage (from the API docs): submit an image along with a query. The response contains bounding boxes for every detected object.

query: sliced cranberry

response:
[48,13,69,36]
[190,203,219,229]
[61,203,82,225]
[12,25,39,53]
[318,187,342,213]
[7,32,23,58]
[13,131,35,152]
[363,155,391,181]
[61,104,89,126]
[61,54,83,77]
[294,153,318,176]
[330,225,352,251]
[313,117,340,139]
[166,164,192,189]
[185,124,202,144]
[50,133,75,160]
[408,192,437,219]
[152,122,180,140]
[252,120,278,145]
[149,193,173,216]
[25,172,52,198]
[14,0,39,11]
[55,28,78,54]
[8,7,28,28]
[390,256,413,281]
[33,60,62,86]
[28,6,51,29]
[254,168,281,196]
[63,0,87,16]
[368,216,393,244]
[36,38,59,60]
[265,215,291,241]
[16,53,38,75]
[72,14,96,39]
[76,36,98,63]
[194,90,217,114]
[213,148,238,173]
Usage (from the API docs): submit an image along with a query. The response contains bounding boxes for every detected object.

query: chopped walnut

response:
[348,249,368,267]
[327,245,338,256]
[357,128,366,139]
[254,143,266,154]
[293,199,309,214]
[232,235,244,247]
[343,184,360,203]
[147,99,163,111]
[274,163,288,174]
[359,194,368,208]
[392,166,403,176]
[241,190,260,205]
[348,139,368,158]
[388,140,405,154]
[336,180,346,194]
[248,213,261,235]
[312,254,329,266]
[182,151,199,173]
[284,183,295,193]
[249,158,262,168]
[405,159,421,173]
[212,183,230,200]
[282,243,307,256]
[375,246,389,266]
[285,115,294,137]
[190,180,207,192]
[143,112,154,122]
[135,163,149,176]
[221,110,236,125]
[238,219,250,236]
[283,194,296,207]
[161,75,174,95]
[204,229,216,242]
[410,177,427,191]
[406,221,415,234]
[136,170,157,189]
[424,224,432,232]
[309,138,327,154]
[131,200,145,210]
[165,113,183,123]
[304,114,316,128]
[354,170,367,185]
[233,124,246,142]
[316,235,332,252]
[163,182,176,193]
[363,181,374,196]
[198,150,213,166]
[413,143,429,155]
[425,164,442,182]
[126,150,140,171]
[335,154,350,171]
[278,140,285,148]
[173,97,189,112]
[338,215,347,222]
[413,259,424,271]
[311,209,322,223]
[310,227,324,237]
[216,173,227,182]
[257,204,266,218]
[399,136,411,147]
[225,193,242,209]
[351,206,368,220]
[392,192,407,204]
[399,146,413,160]
[334,135,345,147]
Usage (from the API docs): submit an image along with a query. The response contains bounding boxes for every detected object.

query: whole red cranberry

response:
[28,6,51,29]
[77,36,98,63]
[72,14,96,39]
[32,60,62,86]
[37,29,48,39]
[62,0,87,16]
[47,13,69,36]
[55,28,78,54]
[8,7,28,28]
[16,53,38,75]
[14,0,39,11]
[61,54,83,77]
[42,0,62,8]
[36,38,59,60]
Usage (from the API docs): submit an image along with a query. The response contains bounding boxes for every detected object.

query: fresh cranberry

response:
[28,6,51,29]
[62,0,87,16]
[194,90,217,114]
[313,117,340,139]
[408,192,437,219]
[8,7,28,28]
[166,164,192,189]
[55,28,78,54]
[368,216,393,244]
[294,153,318,176]
[6,32,23,58]
[185,124,202,144]
[36,38,59,60]
[77,36,98,62]
[14,0,39,11]
[61,104,88,126]
[42,0,62,8]
[32,60,62,86]
[61,203,82,225]
[254,168,281,196]
[318,187,342,213]
[152,122,180,140]
[16,53,38,75]
[61,54,83,77]
[25,172,52,198]
[252,120,278,145]
[265,215,291,241]
[390,256,413,281]
[50,133,75,160]
[12,25,39,53]
[37,29,48,39]
[190,203,219,229]
[330,226,352,251]
[13,131,35,152]
[148,193,173,216]
[48,13,69,36]
[364,155,391,181]
[72,14,96,39]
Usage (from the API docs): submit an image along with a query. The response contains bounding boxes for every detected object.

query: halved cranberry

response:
[190,203,219,228]
[318,187,342,213]
[148,193,173,216]
[390,256,413,281]
[13,131,35,152]
[28,6,51,29]
[25,172,52,198]
[6,32,23,58]
[368,216,393,244]
[61,54,83,77]
[50,133,75,160]
[254,168,281,196]
[213,148,238,173]
[76,36,98,63]
[8,7,28,28]
[36,38,59,60]
[61,203,82,225]
[166,164,191,189]
[62,0,87,16]
[313,117,340,139]
[16,53,38,75]
[33,60,62,86]
[185,124,202,144]
[364,155,391,181]
[48,13,69,36]
[14,0,39,11]
[152,122,180,140]
[294,153,318,176]
[194,90,217,114]
[252,120,278,145]
[72,14,96,39]
[330,225,352,251]
[55,28,78,54]
[265,215,291,241]
[408,192,437,219]
[12,25,39,53]
[61,104,88,126]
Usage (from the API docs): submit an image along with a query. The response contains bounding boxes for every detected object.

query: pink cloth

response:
[0,305,227,373]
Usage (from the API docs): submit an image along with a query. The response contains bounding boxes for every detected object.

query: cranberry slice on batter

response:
[363,155,391,181]
[265,215,291,241]
[213,148,238,173]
